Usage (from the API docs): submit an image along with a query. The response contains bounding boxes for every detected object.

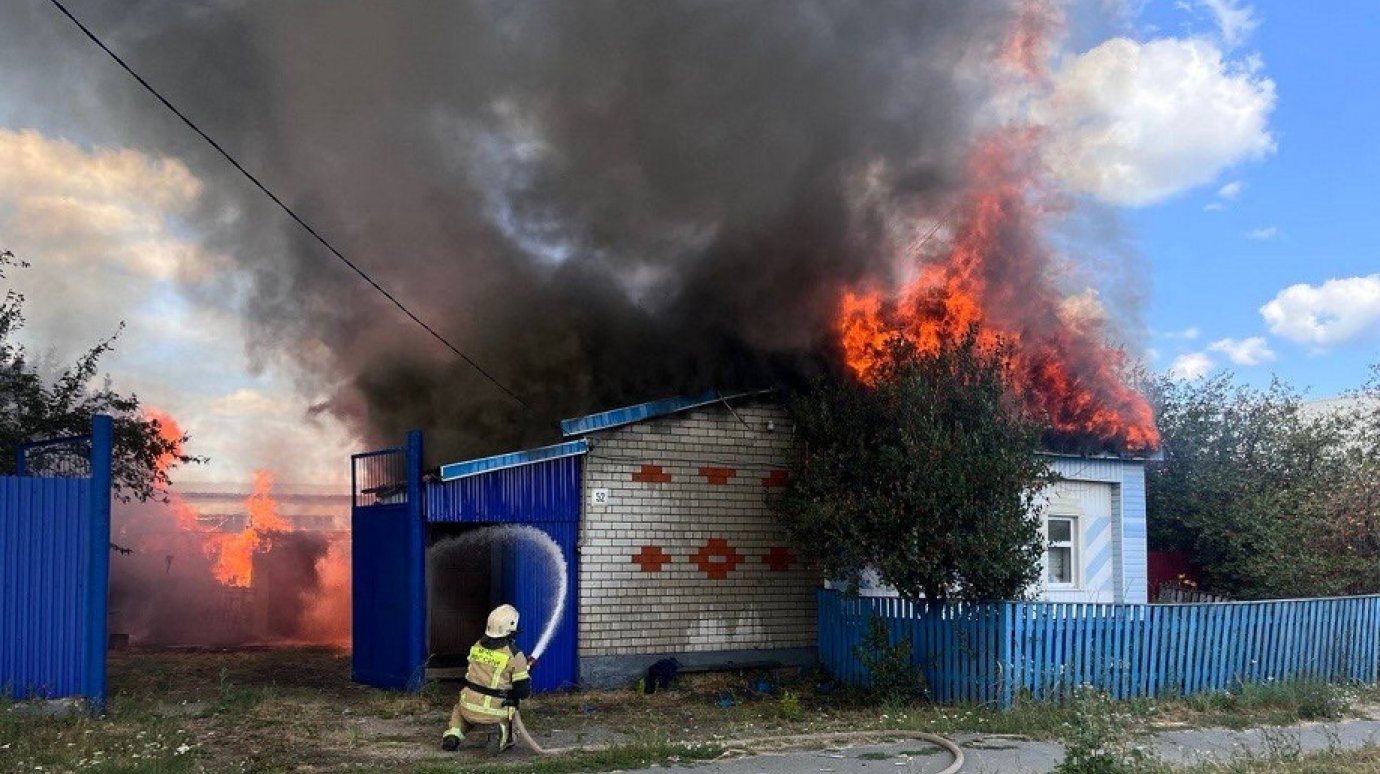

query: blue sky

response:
[1126,1,1380,396]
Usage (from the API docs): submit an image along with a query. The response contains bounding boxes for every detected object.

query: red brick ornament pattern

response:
[692,538,744,580]
[632,545,671,572]
[699,466,737,485]
[631,464,672,483]
[762,546,796,572]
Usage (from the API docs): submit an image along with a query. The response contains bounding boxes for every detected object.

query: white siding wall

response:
[1042,456,1148,604]
[1120,459,1149,604]
[1039,479,1116,603]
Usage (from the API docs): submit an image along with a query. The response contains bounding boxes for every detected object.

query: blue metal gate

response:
[429,444,584,692]
[503,521,579,692]
[351,432,426,690]
[0,416,113,710]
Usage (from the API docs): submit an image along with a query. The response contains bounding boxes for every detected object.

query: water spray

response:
[429,524,568,660]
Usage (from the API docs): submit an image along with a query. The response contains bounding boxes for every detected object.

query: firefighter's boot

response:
[441,727,463,752]
[484,722,514,754]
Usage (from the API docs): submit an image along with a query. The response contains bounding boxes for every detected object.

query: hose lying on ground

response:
[511,710,965,773]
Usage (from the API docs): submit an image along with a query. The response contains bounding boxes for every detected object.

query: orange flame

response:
[206,470,290,588]
[840,132,1158,451]
[837,3,1159,452]
[130,408,351,646]
[146,407,184,478]
[145,408,201,530]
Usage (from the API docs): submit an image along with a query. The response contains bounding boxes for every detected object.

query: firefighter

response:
[441,604,532,753]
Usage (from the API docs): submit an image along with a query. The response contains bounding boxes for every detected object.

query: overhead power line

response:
[46,0,534,413]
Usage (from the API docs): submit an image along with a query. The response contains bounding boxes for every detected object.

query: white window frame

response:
[1044,514,1080,589]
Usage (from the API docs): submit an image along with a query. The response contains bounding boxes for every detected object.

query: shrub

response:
[1054,687,1161,774]
[855,616,924,704]
[777,691,803,722]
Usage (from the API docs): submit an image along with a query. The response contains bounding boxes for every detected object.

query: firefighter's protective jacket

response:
[457,636,531,722]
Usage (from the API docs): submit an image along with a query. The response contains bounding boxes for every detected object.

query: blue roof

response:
[438,439,589,482]
[559,389,772,437]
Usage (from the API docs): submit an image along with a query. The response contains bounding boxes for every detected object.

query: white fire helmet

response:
[485,604,520,638]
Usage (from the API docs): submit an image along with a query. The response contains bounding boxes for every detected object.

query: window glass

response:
[1047,546,1072,583]
[1046,517,1074,585]
[1048,519,1072,543]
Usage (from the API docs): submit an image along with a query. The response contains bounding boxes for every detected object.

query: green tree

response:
[1310,366,1380,593]
[1143,370,1357,598]
[0,250,201,500]
[775,329,1055,601]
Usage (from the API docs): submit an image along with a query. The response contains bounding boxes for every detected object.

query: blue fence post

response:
[999,602,1013,708]
[84,415,113,714]
[404,429,426,691]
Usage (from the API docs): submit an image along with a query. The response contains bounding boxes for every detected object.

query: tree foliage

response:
[774,330,1056,601]
[0,250,201,500]
[1144,367,1380,598]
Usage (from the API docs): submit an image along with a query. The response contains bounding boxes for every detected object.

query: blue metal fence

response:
[0,416,113,711]
[351,432,427,691]
[817,589,1380,707]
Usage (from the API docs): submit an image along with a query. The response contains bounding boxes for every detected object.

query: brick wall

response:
[578,401,817,658]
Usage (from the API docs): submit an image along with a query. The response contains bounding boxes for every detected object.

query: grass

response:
[1173,679,1358,725]
[3,648,1380,773]
[1179,744,1380,773]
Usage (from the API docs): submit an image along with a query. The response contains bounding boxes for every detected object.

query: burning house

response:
[346,6,1166,691]
[351,386,1152,692]
[347,6,1165,691]
[109,469,352,649]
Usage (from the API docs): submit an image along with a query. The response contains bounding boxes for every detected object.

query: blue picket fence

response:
[818,589,1380,707]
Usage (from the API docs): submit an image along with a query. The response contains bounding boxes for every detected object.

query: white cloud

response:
[1207,336,1275,365]
[1041,37,1276,206]
[1169,352,1215,380]
[1218,181,1244,199]
[1247,225,1282,240]
[1157,326,1201,340]
[1204,201,1226,212]
[0,128,207,280]
[0,128,354,485]
[1200,0,1259,48]
[1260,274,1380,348]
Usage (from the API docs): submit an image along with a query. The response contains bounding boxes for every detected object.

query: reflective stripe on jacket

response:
[459,640,529,718]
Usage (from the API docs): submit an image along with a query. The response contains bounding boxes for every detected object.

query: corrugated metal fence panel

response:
[0,475,92,699]
[424,455,582,524]
[352,502,421,690]
[351,432,426,691]
[507,521,579,693]
[818,590,1380,708]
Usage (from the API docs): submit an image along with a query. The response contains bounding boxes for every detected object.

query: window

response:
[1046,517,1077,586]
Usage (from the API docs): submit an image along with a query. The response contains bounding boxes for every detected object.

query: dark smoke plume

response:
[2,1,1019,460]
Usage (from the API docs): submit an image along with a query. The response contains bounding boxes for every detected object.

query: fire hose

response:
[511,710,965,773]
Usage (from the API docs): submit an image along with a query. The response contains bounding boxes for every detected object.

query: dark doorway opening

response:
[426,523,498,671]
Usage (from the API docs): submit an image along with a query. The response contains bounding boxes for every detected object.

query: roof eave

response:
[438,439,590,482]
[559,388,776,437]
